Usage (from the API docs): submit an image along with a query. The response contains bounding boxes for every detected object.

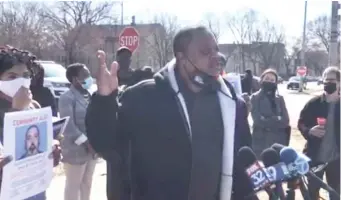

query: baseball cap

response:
[116,46,132,56]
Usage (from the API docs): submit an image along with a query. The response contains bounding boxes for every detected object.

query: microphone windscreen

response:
[260,148,280,167]
[271,143,286,153]
[238,146,257,169]
[279,147,298,165]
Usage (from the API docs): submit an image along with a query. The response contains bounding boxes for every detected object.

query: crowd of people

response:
[0,25,339,200]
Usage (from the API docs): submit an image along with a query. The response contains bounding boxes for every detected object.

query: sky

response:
[118,0,333,44]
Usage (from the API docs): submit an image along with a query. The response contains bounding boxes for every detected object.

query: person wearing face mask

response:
[0,46,61,200]
[298,66,340,200]
[30,62,57,117]
[58,63,97,200]
[250,69,290,157]
[86,26,256,200]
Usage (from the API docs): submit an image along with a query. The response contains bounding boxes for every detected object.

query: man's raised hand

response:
[96,50,119,96]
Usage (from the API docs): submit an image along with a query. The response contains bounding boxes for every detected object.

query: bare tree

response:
[0,2,51,57]
[306,50,328,75]
[147,14,179,68]
[226,9,258,71]
[283,38,301,76]
[250,19,285,70]
[40,1,115,65]
[202,12,221,42]
[307,15,332,52]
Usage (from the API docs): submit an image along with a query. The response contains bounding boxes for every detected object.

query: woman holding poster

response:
[0,46,61,200]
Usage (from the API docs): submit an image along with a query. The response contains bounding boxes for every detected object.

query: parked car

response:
[37,61,98,98]
[287,76,307,90]
[36,61,70,100]
[317,77,323,85]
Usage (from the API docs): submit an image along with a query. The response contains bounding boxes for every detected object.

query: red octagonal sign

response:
[296,66,307,76]
[119,27,140,53]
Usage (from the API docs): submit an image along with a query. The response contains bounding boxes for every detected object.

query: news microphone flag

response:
[246,162,271,189]
[265,162,291,182]
[238,147,271,190]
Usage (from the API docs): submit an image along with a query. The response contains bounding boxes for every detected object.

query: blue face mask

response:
[82,77,93,90]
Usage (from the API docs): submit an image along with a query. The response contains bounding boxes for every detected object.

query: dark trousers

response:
[106,162,120,200]
[106,147,131,200]
[308,159,340,200]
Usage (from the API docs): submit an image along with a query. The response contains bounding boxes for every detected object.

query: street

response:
[46,82,323,200]
[278,82,323,127]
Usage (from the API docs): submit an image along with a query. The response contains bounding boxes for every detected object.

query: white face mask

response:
[0,78,31,98]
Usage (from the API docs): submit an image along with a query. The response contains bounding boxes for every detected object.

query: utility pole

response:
[120,1,124,25]
[299,1,308,92]
[300,1,308,67]
[328,1,340,66]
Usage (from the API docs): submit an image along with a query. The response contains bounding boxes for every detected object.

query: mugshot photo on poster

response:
[15,122,48,161]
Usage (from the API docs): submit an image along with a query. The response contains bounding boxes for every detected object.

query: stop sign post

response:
[119,27,140,53]
[296,66,307,92]
[296,66,307,77]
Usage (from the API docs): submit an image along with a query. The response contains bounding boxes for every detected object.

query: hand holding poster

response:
[0,107,53,200]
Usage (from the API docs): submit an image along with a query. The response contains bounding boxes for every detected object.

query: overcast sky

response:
[118,0,332,44]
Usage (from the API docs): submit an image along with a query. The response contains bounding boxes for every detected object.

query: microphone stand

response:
[298,179,311,200]
[285,179,297,200]
[285,185,295,200]
[286,178,311,200]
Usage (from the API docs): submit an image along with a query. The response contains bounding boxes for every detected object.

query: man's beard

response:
[29,144,37,153]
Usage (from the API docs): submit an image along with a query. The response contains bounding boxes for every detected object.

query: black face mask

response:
[182,56,219,90]
[324,82,337,94]
[261,81,277,92]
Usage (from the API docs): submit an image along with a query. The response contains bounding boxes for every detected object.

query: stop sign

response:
[296,66,307,76]
[119,27,140,53]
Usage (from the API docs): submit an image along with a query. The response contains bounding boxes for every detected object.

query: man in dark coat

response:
[106,47,155,200]
[241,69,254,95]
[86,26,256,200]
[298,66,340,200]
[30,62,57,116]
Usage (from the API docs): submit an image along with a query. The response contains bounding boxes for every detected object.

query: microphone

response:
[260,148,286,200]
[271,143,285,154]
[238,146,280,200]
[279,147,311,200]
[280,147,340,200]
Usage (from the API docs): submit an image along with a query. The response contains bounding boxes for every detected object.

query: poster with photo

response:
[224,73,242,97]
[0,107,53,200]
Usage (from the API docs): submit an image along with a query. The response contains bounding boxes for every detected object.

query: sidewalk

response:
[46,159,107,200]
